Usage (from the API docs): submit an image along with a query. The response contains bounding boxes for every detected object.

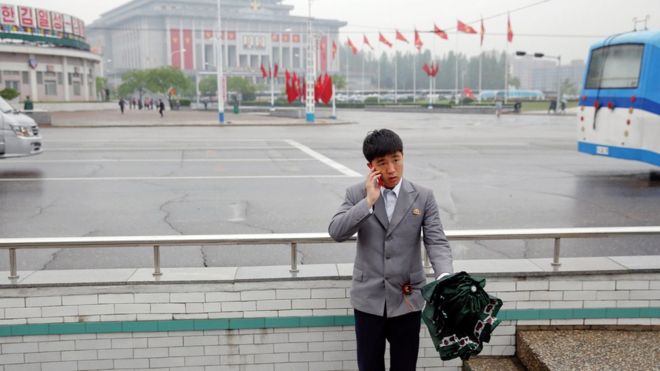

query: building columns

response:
[62,56,70,102]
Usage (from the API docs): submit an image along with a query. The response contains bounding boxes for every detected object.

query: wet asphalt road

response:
[0,110,658,271]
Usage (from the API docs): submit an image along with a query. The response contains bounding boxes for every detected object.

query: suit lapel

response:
[386,179,418,238]
[373,195,389,230]
[360,186,389,229]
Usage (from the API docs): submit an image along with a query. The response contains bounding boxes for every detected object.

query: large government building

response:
[87,0,347,87]
[0,4,101,102]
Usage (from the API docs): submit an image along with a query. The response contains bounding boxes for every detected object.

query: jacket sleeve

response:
[422,191,454,277]
[328,187,372,242]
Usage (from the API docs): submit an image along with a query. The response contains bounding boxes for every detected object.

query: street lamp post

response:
[516,51,562,112]
[305,0,316,123]
[216,0,225,123]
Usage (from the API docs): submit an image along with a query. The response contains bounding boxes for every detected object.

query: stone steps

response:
[464,327,660,371]
[463,356,527,371]
[516,328,660,371]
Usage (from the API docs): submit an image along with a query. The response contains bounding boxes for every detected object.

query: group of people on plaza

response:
[118,97,165,117]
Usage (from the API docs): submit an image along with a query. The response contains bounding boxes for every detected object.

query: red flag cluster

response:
[422,62,440,77]
[260,63,280,79]
[284,70,333,105]
[346,37,358,55]
[463,87,475,99]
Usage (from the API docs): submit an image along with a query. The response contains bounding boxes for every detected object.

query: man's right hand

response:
[366,168,381,207]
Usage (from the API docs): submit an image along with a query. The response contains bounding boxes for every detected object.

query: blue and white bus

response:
[577,30,660,166]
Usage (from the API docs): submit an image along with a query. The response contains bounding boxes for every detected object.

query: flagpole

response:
[394,51,398,104]
[479,49,483,103]
[504,38,509,104]
[270,64,275,111]
[428,66,432,109]
[345,45,349,98]
[413,52,416,103]
[454,33,459,105]
[377,51,381,104]
[361,50,365,96]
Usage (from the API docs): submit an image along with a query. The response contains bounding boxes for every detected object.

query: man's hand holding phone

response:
[366,167,382,207]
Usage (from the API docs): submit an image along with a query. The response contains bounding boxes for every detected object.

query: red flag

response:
[183,29,193,69]
[457,20,477,34]
[170,29,181,68]
[433,24,448,40]
[414,29,423,51]
[480,17,485,46]
[273,63,279,79]
[378,32,393,48]
[332,40,337,59]
[422,63,431,76]
[321,74,333,104]
[347,37,358,55]
[507,15,514,43]
[260,64,268,79]
[363,35,374,50]
[430,63,439,77]
[395,29,409,43]
[314,75,322,103]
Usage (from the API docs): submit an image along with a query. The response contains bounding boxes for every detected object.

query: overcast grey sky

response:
[14,0,660,61]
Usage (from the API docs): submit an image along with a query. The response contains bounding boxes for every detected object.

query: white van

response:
[0,96,42,158]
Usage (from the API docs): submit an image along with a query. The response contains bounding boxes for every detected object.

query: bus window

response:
[585,44,644,89]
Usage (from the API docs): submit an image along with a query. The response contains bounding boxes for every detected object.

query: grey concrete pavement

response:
[0,110,658,271]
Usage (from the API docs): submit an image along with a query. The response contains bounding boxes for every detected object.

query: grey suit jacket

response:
[328,178,453,318]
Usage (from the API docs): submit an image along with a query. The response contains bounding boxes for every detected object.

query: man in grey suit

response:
[329,129,453,371]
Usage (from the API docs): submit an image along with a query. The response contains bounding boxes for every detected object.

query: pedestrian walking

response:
[118,98,126,114]
[23,96,33,111]
[495,100,503,119]
[158,99,165,117]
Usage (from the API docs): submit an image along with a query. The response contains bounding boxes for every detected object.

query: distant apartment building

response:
[87,0,347,86]
[511,56,585,95]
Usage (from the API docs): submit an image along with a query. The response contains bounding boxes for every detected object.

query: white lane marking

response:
[0,175,355,182]
[44,146,295,151]
[0,158,315,164]
[44,139,276,143]
[284,139,361,177]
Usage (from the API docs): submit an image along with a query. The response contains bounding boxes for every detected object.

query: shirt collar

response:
[381,178,402,198]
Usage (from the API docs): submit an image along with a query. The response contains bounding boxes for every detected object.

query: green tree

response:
[199,76,217,97]
[144,66,192,96]
[118,70,148,98]
[118,67,193,98]
[561,78,578,96]
[227,77,257,101]
[0,88,20,101]
[509,76,521,89]
[331,74,346,90]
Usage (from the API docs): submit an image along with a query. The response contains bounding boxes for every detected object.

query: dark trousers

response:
[354,309,421,371]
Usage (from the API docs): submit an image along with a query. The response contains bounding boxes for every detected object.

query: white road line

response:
[0,158,315,164]
[0,175,355,182]
[285,139,361,177]
[44,139,276,143]
[45,146,295,151]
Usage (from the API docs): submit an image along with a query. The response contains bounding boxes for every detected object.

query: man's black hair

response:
[362,129,403,162]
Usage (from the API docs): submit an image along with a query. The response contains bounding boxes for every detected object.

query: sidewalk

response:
[48,109,353,127]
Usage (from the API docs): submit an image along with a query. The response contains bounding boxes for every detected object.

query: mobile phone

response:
[376,175,384,187]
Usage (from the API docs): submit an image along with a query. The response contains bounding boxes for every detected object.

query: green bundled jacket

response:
[421,271,503,361]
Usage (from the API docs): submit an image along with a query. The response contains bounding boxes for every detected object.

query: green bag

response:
[421,271,503,361]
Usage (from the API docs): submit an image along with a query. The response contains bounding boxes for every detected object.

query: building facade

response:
[0,4,100,102]
[87,0,346,87]
[511,56,585,96]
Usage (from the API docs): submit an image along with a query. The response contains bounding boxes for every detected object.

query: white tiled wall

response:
[0,272,657,370]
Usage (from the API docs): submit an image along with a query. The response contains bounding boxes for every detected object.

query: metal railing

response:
[1,226,659,281]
